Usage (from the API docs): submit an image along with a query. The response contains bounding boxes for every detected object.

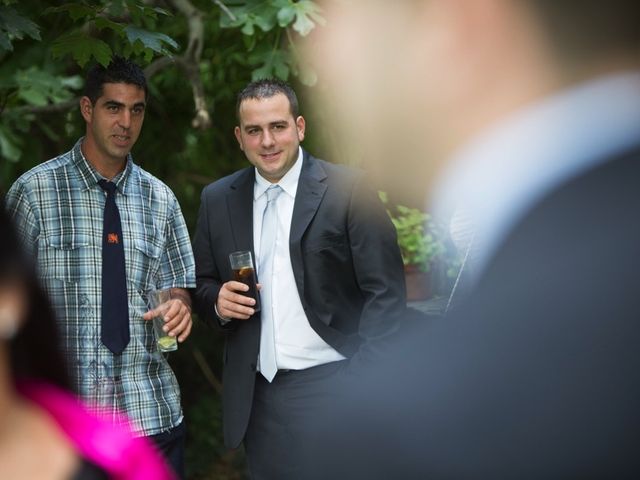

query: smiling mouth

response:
[260,151,281,161]
[112,134,130,142]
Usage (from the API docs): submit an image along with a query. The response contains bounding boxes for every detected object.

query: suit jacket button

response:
[250,363,256,372]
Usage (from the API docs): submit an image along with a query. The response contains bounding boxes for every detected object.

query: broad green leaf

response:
[276,5,295,27]
[219,7,248,29]
[43,4,97,22]
[249,47,290,81]
[14,68,81,106]
[253,13,277,32]
[0,125,21,162]
[60,75,83,90]
[0,33,10,50]
[0,6,40,51]
[241,20,255,36]
[290,1,325,36]
[94,17,125,35]
[51,31,112,67]
[18,87,48,106]
[124,26,178,54]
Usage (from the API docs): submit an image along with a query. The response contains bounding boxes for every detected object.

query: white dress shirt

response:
[253,147,345,371]
[433,71,640,285]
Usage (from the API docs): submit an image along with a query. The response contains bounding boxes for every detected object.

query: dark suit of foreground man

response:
[192,79,405,478]
[306,0,640,478]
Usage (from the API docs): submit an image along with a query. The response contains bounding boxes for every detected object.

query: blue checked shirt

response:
[5,138,196,436]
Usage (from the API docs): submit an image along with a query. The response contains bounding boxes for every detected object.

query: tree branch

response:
[4,0,213,129]
[7,99,78,116]
[212,0,236,22]
[192,347,223,395]
[166,0,211,129]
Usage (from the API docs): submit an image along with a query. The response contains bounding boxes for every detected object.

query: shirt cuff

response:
[214,303,232,325]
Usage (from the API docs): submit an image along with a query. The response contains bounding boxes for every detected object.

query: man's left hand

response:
[143,289,193,342]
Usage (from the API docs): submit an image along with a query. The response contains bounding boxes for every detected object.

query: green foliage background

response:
[0,1,327,478]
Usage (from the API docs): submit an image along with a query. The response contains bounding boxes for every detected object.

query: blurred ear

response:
[0,283,26,340]
[79,96,93,123]
[234,126,244,151]
[295,116,306,142]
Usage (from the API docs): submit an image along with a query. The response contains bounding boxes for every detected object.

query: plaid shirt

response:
[5,138,195,436]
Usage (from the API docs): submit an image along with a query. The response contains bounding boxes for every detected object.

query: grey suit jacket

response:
[192,150,406,448]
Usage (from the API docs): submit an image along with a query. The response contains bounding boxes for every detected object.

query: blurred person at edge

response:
[0,203,173,479]
[305,0,640,478]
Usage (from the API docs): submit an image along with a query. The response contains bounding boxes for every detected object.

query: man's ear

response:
[79,97,93,123]
[296,116,306,142]
[234,126,244,151]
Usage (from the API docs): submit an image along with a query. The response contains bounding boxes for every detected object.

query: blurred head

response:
[310,0,640,200]
[80,57,147,166]
[234,79,306,183]
[0,202,70,389]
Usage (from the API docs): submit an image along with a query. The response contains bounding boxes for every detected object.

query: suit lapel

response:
[226,168,256,254]
[289,152,328,294]
[290,151,328,246]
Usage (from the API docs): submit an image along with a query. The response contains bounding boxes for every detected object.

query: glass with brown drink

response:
[229,251,261,312]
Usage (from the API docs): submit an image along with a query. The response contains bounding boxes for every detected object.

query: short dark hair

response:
[236,79,300,121]
[528,1,640,65]
[0,201,71,390]
[83,56,148,104]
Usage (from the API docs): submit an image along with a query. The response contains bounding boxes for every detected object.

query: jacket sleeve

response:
[192,187,236,331]
[346,174,409,358]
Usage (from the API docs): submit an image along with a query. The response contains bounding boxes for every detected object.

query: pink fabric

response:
[17,381,175,480]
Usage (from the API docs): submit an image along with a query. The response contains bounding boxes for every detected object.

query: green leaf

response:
[60,75,83,90]
[248,46,291,81]
[240,20,255,36]
[124,26,179,55]
[51,31,112,67]
[289,1,325,37]
[94,17,125,35]
[0,125,21,162]
[18,87,48,106]
[43,4,97,22]
[221,3,278,34]
[276,5,295,27]
[14,68,81,106]
[0,6,40,52]
[219,7,248,29]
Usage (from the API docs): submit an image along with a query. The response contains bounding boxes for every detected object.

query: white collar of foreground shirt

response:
[432,70,640,281]
[254,147,304,200]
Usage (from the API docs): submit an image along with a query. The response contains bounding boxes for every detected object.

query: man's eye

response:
[273,124,285,130]
[107,105,119,112]
[132,107,144,115]
[248,129,259,135]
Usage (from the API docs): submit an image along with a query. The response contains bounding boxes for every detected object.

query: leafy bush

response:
[379,191,446,273]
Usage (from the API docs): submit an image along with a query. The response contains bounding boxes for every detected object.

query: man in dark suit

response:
[192,79,406,478]
[306,0,640,477]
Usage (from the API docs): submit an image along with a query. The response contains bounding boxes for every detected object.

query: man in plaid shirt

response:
[5,57,195,478]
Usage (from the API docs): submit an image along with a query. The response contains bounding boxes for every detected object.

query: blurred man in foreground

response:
[308,0,640,477]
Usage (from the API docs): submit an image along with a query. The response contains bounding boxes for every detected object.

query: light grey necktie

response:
[258,184,283,382]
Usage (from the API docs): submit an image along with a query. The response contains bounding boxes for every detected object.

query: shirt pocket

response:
[129,226,165,291]
[43,233,92,284]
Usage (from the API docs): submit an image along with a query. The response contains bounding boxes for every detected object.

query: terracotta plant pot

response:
[404,264,432,301]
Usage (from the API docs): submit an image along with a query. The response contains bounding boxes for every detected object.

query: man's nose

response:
[118,110,131,130]
[261,130,275,148]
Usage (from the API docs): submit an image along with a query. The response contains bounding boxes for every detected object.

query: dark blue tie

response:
[98,179,129,354]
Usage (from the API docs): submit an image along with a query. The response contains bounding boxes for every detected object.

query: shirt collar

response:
[71,137,134,195]
[432,70,640,280]
[254,147,303,200]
